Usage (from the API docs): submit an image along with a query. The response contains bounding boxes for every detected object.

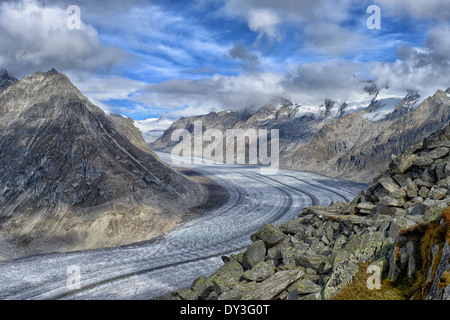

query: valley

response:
[0,152,363,300]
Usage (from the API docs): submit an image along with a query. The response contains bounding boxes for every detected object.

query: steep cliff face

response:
[0,69,205,260]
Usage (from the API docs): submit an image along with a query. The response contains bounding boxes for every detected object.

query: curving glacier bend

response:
[0,153,365,300]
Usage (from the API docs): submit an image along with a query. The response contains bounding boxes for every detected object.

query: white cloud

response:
[377,0,450,20]
[247,8,283,42]
[0,0,126,77]
[370,24,450,95]
[71,75,149,102]
[281,59,366,105]
[130,72,285,116]
[303,22,366,56]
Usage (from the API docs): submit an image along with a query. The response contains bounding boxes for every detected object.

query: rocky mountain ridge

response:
[0,69,206,260]
[171,121,450,300]
[0,69,17,93]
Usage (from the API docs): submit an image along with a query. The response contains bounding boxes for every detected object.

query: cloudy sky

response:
[1,0,449,120]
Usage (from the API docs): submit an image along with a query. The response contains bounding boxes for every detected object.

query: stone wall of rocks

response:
[171,122,450,300]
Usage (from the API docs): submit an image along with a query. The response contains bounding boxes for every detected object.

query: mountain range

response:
[151,87,450,183]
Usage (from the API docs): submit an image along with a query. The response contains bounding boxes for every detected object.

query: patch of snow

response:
[134,117,173,143]
[294,104,321,118]
[363,97,403,122]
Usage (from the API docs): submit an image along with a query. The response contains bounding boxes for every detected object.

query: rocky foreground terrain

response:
[171,121,450,300]
[0,69,207,260]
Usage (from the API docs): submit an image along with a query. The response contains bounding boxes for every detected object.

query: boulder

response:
[380,195,405,207]
[251,224,287,248]
[428,147,450,160]
[430,188,448,200]
[190,276,214,300]
[419,186,430,198]
[241,270,304,300]
[435,161,448,181]
[296,253,328,271]
[242,260,276,282]
[287,279,322,300]
[356,202,377,211]
[218,281,258,300]
[413,154,435,167]
[280,219,305,235]
[209,260,245,295]
[404,178,419,198]
[379,176,402,193]
[391,153,416,174]
[242,240,266,270]
[174,288,198,300]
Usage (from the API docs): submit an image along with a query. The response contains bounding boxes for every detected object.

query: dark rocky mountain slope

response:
[0,69,206,260]
[0,69,17,93]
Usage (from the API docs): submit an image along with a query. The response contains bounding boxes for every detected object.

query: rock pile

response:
[171,122,450,300]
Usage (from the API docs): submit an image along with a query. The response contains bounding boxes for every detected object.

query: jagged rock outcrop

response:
[0,69,206,260]
[0,69,17,92]
[171,121,450,300]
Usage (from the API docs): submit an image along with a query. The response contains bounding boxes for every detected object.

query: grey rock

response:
[267,242,291,262]
[356,202,377,211]
[428,147,450,160]
[0,69,17,92]
[426,241,450,300]
[430,188,448,200]
[209,260,245,295]
[241,270,305,300]
[380,196,405,207]
[405,178,419,198]
[251,224,287,248]
[379,176,402,193]
[243,260,276,282]
[280,219,305,235]
[435,162,446,181]
[218,281,258,300]
[413,154,435,167]
[175,288,198,300]
[296,253,328,272]
[242,240,266,270]
[288,279,322,300]
[419,186,430,198]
